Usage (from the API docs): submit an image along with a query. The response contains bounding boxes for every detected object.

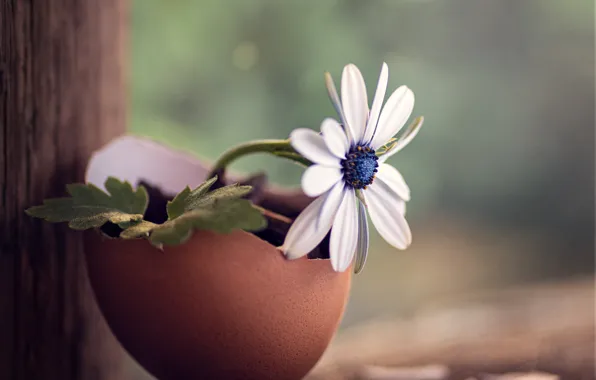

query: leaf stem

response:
[208,139,310,178]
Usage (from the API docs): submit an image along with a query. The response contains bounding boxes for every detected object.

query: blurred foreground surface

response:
[307,277,594,379]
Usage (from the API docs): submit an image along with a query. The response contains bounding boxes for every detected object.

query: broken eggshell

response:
[84,136,352,380]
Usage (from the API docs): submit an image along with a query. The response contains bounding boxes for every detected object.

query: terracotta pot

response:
[83,136,352,380]
[85,230,351,380]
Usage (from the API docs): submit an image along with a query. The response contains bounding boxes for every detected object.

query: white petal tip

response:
[400,234,413,249]
[279,246,305,261]
[288,128,308,143]
[331,261,350,273]
[396,85,413,96]
[290,128,341,167]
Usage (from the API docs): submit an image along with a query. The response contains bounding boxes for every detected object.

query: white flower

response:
[280,63,424,273]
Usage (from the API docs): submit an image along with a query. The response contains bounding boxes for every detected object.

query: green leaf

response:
[121,198,267,246]
[166,175,253,220]
[119,220,159,240]
[26,177,148,230]
[166,186,192,220]
[166,175,218,220]
[194,183,252,206]
[27,174,267,247]
[104,177,149,214]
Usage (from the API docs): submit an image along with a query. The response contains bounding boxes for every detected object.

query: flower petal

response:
[330,189,359,272]
[301,164,343,197]
[290,128,341,167]
[370,86,415,150]
[362,62,389,144]
[379,116,424,163]
[363,182,412,249]
[375,163,411,201]
[281,195,332,260]
[317,181,345,229]
[353,199,370,274]
[324,72,352,142]
[321,118,349,159]
[341,64,369,143]
[397,199,406,215]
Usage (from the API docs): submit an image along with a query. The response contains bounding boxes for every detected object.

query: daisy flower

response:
[280,63,424,273]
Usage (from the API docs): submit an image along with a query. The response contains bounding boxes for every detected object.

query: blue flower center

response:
[341,145,379,189]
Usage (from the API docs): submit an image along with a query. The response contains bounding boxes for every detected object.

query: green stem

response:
[209,139,309,178]
[271,152,312,167]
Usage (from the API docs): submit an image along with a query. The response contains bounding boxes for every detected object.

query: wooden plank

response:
[0,1,133,379]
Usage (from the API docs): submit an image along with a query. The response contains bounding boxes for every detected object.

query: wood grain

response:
[0,1,131,379]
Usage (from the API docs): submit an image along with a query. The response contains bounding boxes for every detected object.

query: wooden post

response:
[0,1,134,379]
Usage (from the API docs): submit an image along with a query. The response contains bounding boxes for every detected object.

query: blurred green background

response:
[130,0,593,329]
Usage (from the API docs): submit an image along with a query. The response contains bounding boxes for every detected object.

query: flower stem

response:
[270,151,312,167]
[208,139,310,178]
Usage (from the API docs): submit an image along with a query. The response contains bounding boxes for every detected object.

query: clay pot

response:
[85,230,350,380]
[83,136,352,380]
